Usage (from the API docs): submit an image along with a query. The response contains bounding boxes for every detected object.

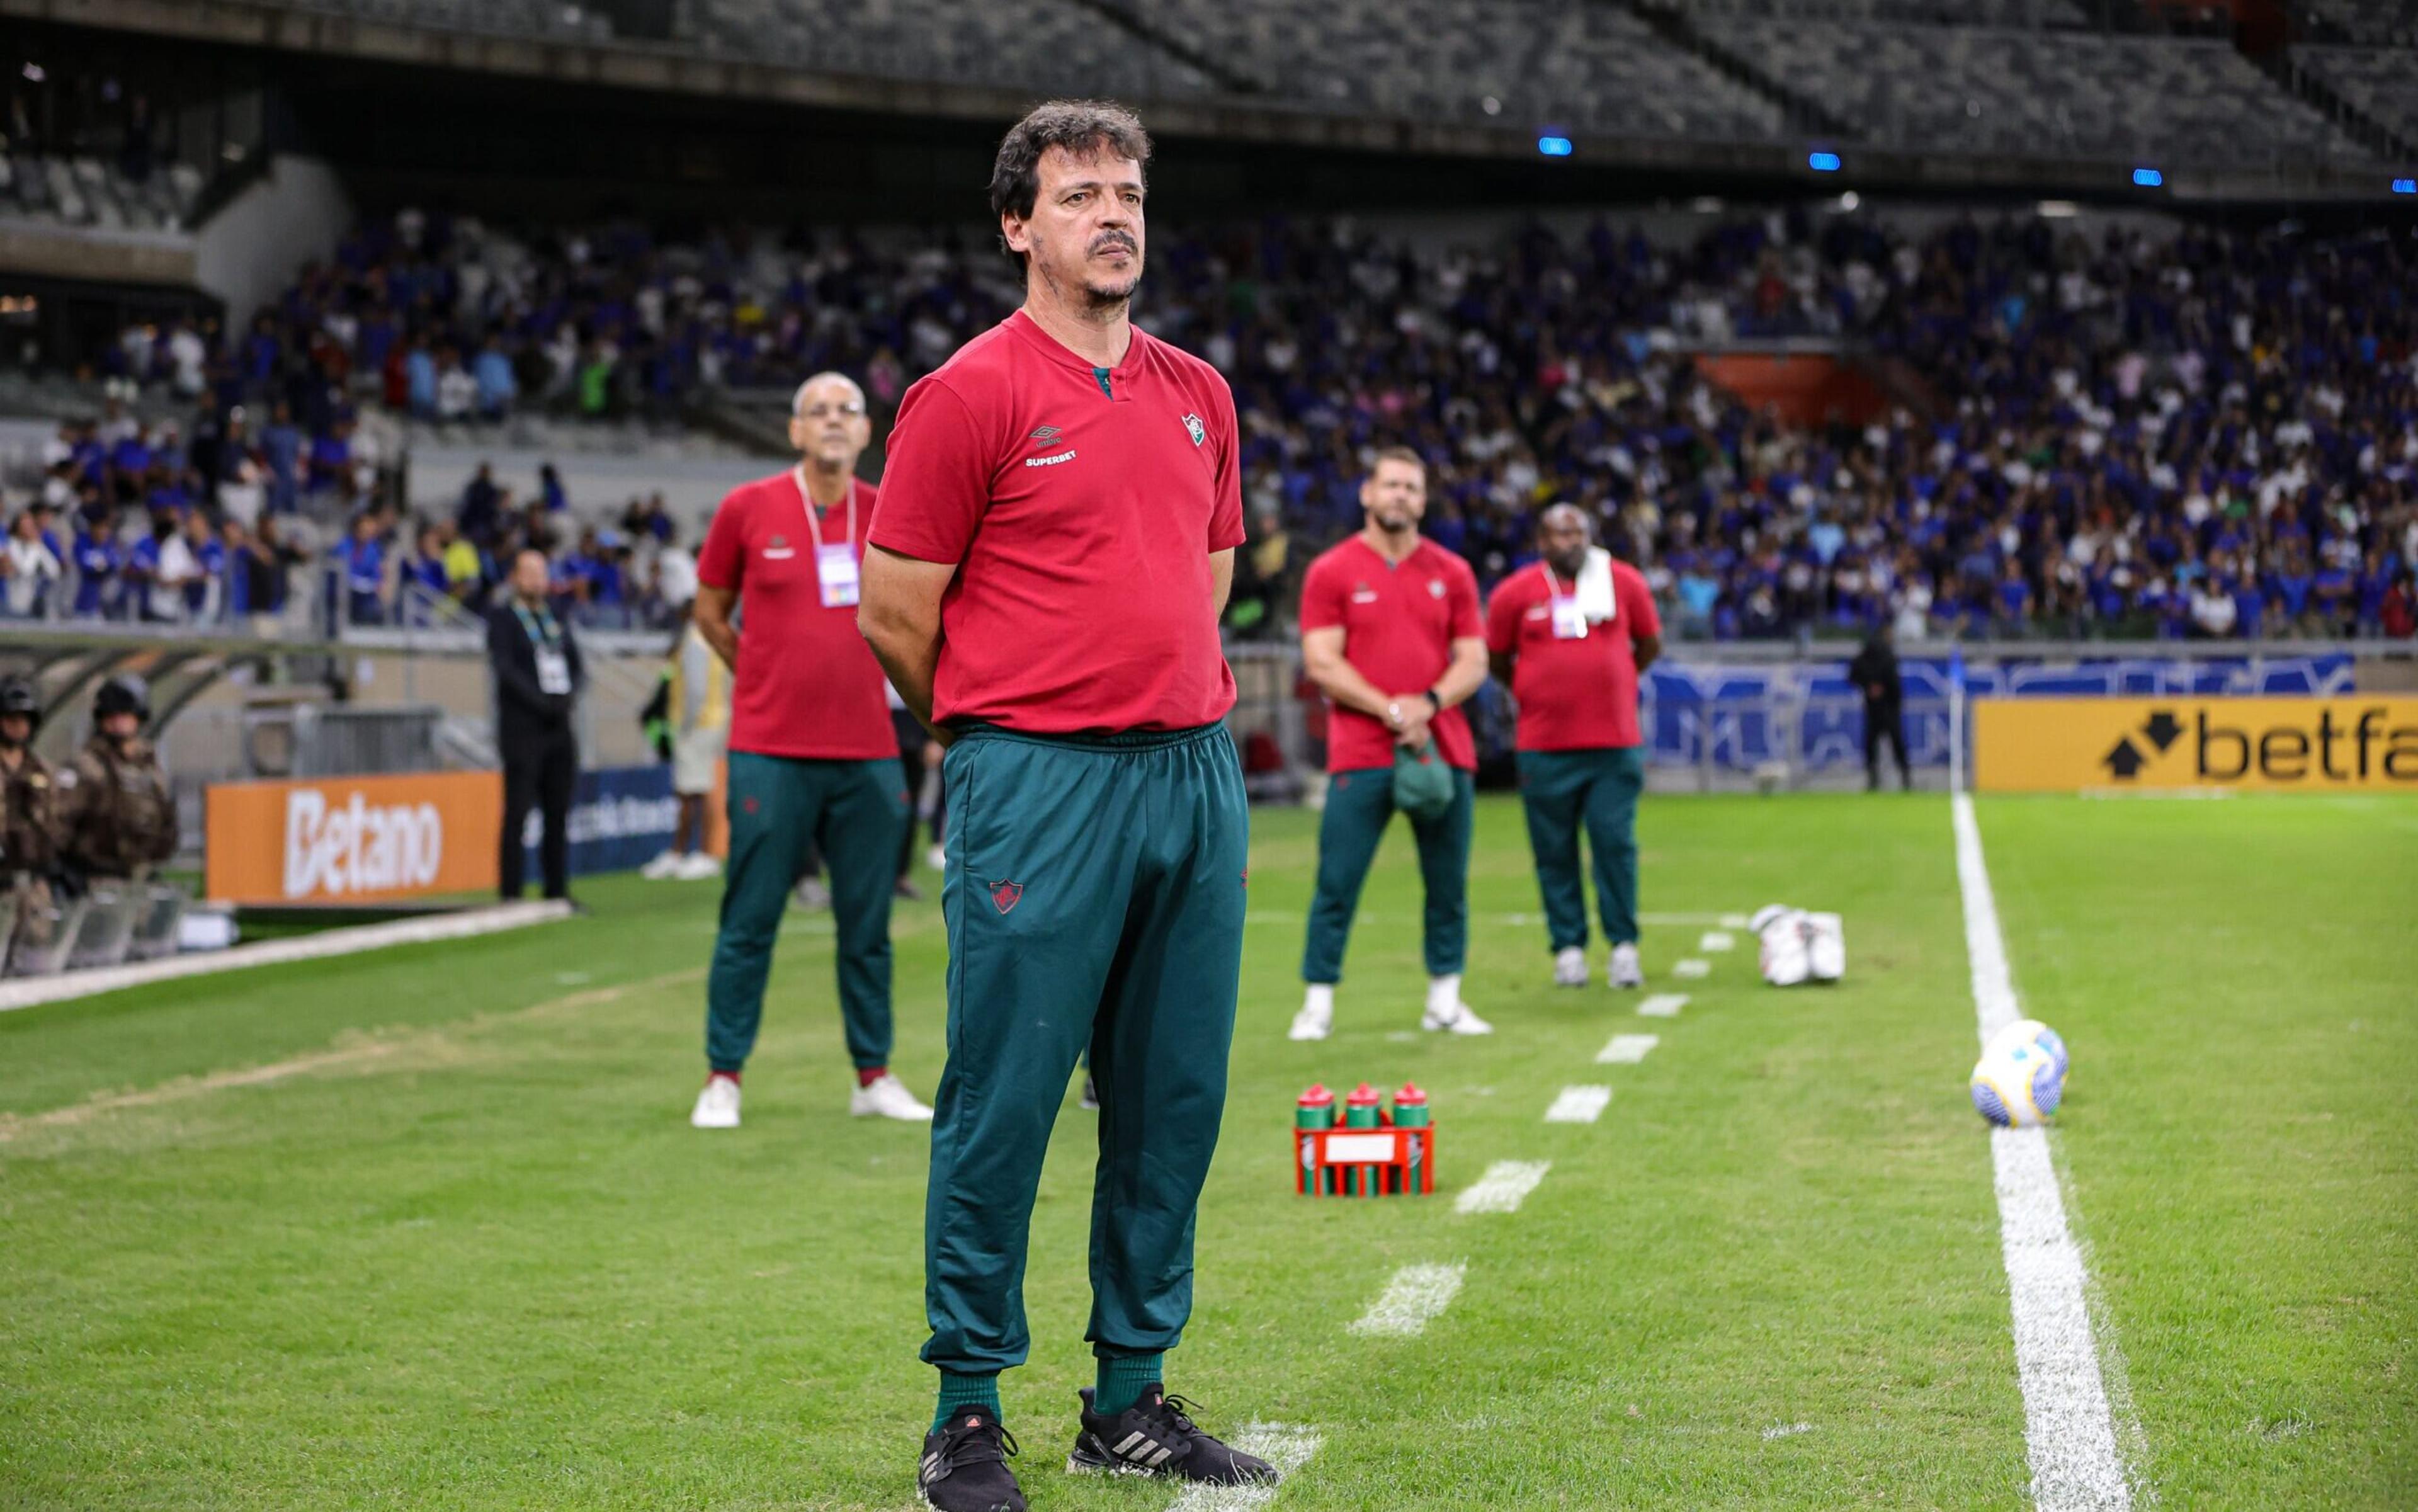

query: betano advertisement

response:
[205,771,504,904]
[1975,695,2418,793]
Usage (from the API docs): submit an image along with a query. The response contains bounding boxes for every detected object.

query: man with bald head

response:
[1484,503,1662,989]
[688,372,929,1128]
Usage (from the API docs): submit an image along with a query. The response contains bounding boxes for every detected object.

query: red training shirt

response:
[1298,535,1484,772]
[868,310,1245,734]
[1484,556,1662,751]
[695,470,897,761]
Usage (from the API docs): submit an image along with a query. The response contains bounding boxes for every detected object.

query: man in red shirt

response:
[858,102,1272,1509]
[686,372,928,1129]
[1485,504,1662,989]
[1290,448,1493,1042]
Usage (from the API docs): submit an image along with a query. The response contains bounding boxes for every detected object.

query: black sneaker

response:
[1067,1384,1276,1485]
[1079,1074,1099,1111]
[918,1405,1025,1512]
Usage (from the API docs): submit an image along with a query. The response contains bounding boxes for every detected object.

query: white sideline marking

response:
[1953,794,2136,1511]
[1348,1264,1465,1338]
[1455,1159,1551,1214]
[1700,931,1735,952]
[1596,1033,1660,1064]
[1543,1085,1612,1123]
[1672,958,1711,979]
[1638,993,1689,1018]
[1718,912,1751,929]
[1164,1422,1324,1510]
[0,901,573,1015]
[1762,1422,1813,1441]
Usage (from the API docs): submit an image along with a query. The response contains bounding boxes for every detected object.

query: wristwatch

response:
[1422,689,1443,713]
[1386,700,1404,728]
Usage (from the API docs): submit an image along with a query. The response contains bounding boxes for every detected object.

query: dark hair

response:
[989,99,1152,266]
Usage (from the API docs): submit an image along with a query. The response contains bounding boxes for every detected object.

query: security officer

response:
[1849,622,1910,791]
[2,675,65,963]
[57,674,178,882]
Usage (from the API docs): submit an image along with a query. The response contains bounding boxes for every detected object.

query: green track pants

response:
[1515,746,1645,952]
[705,751,907,1074]
[921,724,1249,1377]
[1300,763,1475,984]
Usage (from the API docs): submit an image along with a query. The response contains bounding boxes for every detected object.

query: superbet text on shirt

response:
[1298,535,1485,772]
[869,311,1246,734]
[695,472,895,760]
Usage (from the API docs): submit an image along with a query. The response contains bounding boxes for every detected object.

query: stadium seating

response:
[252,0,614,42]
[0,154,205,234]
[686,0,1213,99]
[1694,20,2366,162]
[2295,46,2418,142]
[2293,0,2418,45]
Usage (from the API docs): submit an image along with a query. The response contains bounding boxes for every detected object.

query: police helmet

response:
[94,673,150,724]
[0,674,39,729]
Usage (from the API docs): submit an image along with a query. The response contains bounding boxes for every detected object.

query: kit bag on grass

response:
[1392,740,1455,821]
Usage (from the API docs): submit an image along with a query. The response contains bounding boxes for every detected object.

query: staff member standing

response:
[861,101,1272,1512]
[688,372,926,1130]
[1289,448,1492,1042]
[1,675,64,964]
[1849,623,1910,791]
[486,549,582,901]
[1485,504,1662,989]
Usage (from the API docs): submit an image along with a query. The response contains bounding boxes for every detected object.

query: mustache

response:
[1090,232,1139,256]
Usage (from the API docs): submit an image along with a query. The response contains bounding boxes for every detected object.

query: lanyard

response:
[511,601,560,648]
[794,466,857,556]
[1541,562,1575,599]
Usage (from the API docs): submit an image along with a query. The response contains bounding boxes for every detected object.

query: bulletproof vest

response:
[1,750,60,875]
[70,737,176,877]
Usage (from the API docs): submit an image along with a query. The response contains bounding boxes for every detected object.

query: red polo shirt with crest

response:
[695,470,896,760]
[1484,556,1662,751]
[868,310,1244,734]
[1298,535,1484,772]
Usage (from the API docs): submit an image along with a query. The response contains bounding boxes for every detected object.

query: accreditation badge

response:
[1550,595,1589,640]
[817,542,861,608]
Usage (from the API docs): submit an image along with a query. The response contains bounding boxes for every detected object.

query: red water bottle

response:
[1392,1081,1429,1195]
[1344,1082,1383,1196]
[1295,1083,1336,1195]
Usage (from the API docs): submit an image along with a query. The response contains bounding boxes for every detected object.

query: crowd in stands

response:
[18,203,2417,642]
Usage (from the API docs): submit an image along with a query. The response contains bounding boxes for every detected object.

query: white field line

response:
[1347,1263,1465,1338]
[1762,1422,1813,1441]
[1543,1085,1613,1123]
[1597,1032,1660,1064]
[1164,1423,1324,1511]
[1700,931,1736,952]
[1953,793,2137,1512]
[1718,912,1751,929]
[1672,958,1711,979]
[1455,1159,1551,1214]
[1638,993,1689,1018]
[0,901,572,1014]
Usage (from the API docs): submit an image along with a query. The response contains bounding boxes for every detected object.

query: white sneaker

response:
[926,843,947,873]
[640,849,683,880]
[1609,943,1645,990]
[1552,946,1588,987]
[1288,986,1334,1042]
[690,1075,741,1128]
[850,1072,934,1121]
[674,851,723,881]
[792,877,831,911]
[1421,999,1494,1035]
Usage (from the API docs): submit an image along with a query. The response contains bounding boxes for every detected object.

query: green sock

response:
[933,1371,1002,1435]
[1093,1352,1164,1417]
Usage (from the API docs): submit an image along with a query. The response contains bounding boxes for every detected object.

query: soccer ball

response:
[1988,1018,2069,1081]
[1970,1037,2062,1128]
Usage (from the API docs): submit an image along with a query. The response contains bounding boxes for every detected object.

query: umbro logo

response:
[1029,425,1063,444]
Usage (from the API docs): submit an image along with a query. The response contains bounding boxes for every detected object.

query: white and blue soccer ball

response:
[1988,1018,2069,1082]
[1970,1035,2063,1128]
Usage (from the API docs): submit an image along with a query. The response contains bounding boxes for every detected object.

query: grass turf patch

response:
[1,793,2408,1508]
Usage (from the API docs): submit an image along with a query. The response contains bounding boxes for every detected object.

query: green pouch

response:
[1391,740,1454,822]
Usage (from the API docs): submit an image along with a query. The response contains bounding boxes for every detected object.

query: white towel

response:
[1575,546,1617,623]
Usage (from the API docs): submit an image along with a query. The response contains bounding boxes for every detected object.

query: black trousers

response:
[1863,702,1910,788]
[501,729,577,899]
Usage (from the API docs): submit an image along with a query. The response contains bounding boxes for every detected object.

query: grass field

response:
[3,793,2412,1509]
